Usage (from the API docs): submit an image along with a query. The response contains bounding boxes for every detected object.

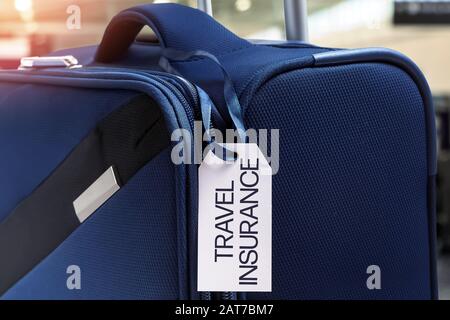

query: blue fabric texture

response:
[2,149,179,300]
[245,63,431,299]
[0,83,141,222]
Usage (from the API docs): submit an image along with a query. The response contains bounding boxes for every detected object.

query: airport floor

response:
[438,254,450,300]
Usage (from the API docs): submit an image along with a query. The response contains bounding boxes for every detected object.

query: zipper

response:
[261,41,337,51]
[41,65,227,132]
[71,67,231,301]
[0,64,232,301]
[0,66,201,299]
[15,67,199,130]
[87,67,200,113]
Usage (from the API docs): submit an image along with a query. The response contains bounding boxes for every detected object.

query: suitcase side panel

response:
[2,148,179,300]
[0,71,195,299]
[0,83,144,221]
[245,62,432,299]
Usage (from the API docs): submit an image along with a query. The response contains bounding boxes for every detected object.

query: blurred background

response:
[0,0,449,299]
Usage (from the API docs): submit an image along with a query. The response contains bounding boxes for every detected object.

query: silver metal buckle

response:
[73,167,120,223]
[18,56,81,70]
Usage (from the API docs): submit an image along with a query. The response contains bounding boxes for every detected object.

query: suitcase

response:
[0,2,438,299]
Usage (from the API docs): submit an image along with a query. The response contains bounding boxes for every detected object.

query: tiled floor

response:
[438,254,450,300]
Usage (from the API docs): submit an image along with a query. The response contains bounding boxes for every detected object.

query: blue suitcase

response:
[0,3,438,299]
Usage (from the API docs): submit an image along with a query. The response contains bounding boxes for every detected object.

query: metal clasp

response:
[19,56,81,70]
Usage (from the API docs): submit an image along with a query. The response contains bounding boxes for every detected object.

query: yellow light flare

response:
[15,0,33,13]
[235,0,252,12]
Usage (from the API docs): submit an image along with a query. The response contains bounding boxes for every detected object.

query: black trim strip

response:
[0,94,170,295]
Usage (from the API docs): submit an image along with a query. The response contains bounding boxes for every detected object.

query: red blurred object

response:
[30,34,52,56]
[0,59,20,69]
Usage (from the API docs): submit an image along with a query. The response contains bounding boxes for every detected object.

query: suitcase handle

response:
[95,3,251,63]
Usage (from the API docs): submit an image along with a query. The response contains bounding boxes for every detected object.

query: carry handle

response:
[95,3,251,63]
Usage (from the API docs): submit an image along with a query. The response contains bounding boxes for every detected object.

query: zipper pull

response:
[18,56,81,70]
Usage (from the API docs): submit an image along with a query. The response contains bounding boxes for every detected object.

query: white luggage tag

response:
[198,143,272,292]
[159,49,272,292]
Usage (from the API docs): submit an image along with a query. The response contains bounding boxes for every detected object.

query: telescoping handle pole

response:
[284,0,309,42]
[197,0,213,17]
[197,0,308,42]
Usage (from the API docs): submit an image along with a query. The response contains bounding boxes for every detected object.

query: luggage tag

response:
[198,143,272,292]
[160,49,272,292]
